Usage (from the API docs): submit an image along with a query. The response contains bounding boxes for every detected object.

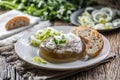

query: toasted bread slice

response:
[71,27,104,58]
[5,16,30,30]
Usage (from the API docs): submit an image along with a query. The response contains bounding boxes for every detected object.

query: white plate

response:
[15,26,110,70]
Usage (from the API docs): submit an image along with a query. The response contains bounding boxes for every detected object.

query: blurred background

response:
[0,0,119,22]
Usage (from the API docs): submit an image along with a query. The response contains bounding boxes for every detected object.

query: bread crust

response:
[5,16,30,30]
[88,43,104,58]
[88,29,104,58]
[71,26,104,58]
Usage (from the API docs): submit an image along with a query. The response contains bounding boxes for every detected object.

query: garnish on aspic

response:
[44,32,81,50]
[30,27,81,51]
[30,27,63,47]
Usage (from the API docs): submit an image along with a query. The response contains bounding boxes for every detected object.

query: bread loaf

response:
[5,16,30,30]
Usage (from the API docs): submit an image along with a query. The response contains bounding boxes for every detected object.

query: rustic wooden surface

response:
[0,11,120,80]
[93,0,120,9]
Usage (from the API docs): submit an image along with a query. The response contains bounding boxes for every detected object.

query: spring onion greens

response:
[30,27,63,47]
[33,57,47,64]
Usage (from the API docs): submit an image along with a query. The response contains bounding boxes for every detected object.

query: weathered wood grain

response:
[93,0,120,9]
[0,11,120,80]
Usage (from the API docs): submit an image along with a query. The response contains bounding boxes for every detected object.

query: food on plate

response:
[40,33,86,63]
[71,27,104,58]
[30,27,63,47]
[33,57,47,64]
[5,16,30,30]
[78,16,95,27]
[78,7,120,30]
[30,27,86,63]
[30,27,104,63]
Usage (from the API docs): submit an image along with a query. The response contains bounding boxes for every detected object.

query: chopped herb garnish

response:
[30,27,63,47]
[33,57,47,64]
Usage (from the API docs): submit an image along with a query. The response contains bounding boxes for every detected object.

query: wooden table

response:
[0,11,120,80]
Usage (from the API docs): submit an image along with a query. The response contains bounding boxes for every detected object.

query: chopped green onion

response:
[30,27,63,47]
[30,36,41,47]
[33,57,47,64]
[53,37,59,45]
[60,35,66,44]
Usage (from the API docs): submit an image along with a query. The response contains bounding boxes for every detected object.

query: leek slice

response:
[30,27,63,47]
[33,57,47,64]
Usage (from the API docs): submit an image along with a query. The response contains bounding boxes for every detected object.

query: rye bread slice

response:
[71,27,104,58]
[5,16,30,30]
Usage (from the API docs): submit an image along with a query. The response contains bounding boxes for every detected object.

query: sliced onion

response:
[93,24,104,29]
[78,16,95,27]
[112,19,120,26]
[104,22,113,29]
[82,11,91,17]
[93,12,112,22]
[100,7,115,18]
[105,22,113,26]
[85,7,95,14]
[92,10,99,17]
[116,10,120,16]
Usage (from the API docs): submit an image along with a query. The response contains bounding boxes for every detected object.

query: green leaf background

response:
[0,0,91,21]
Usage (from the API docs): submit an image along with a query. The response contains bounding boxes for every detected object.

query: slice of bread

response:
[71,27,104,58]
[5,16,30,30]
